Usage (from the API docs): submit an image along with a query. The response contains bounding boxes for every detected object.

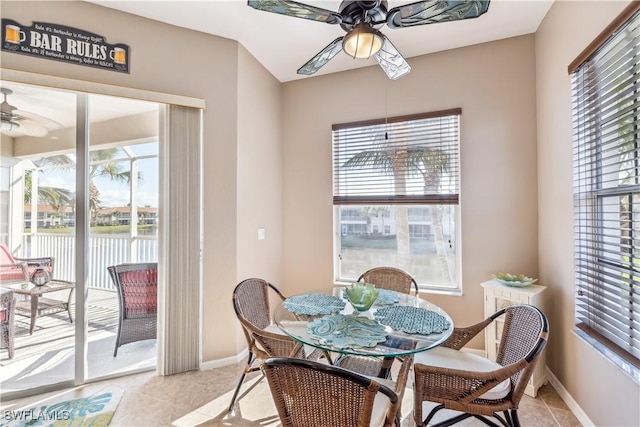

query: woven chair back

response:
[233,278,272,330]
[263,357,397,427]
[232,278,304,359]
[359,266,418,294]
[108,263,158,319]
[497,305,548,402]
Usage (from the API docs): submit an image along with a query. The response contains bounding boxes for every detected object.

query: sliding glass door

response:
[86,94,159,379]
[0,81,160,398]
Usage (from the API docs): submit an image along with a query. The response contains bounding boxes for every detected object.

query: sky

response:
[37,142,159,208]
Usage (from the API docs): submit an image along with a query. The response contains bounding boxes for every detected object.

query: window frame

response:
[570,2,640,374]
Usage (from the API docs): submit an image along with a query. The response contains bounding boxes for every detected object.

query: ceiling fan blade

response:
[387,0,490,28]
[297,37,344,76]
[248,0,342,25]
[15,110,63,130]
[12,118,49,137]
[374,36,411,80]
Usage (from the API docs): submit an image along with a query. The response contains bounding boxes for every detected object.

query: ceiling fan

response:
[1,88,63,137]
[248,0,491,79]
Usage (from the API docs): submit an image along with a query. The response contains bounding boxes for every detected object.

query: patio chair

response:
[358,266,418,295]
[413,304,549,427]
[107,262,158,356]
[0,242,55,284]
[336,266,418,377]
[0,288,16,359]
[262,356,401,427]
[229,278,326,413]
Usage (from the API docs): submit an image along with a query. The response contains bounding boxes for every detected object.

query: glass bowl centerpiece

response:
[344,282,379,313]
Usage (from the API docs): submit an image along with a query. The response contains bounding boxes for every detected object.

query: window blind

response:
[572,8,640,365]
[332,109,460,205]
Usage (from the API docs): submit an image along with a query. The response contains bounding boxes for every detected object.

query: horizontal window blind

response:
[572,8,640,365]
[333,110,460,205]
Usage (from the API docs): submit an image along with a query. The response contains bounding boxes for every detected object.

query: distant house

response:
[94,206,158,226]
[23,204,74,229]
[24,205,157,228]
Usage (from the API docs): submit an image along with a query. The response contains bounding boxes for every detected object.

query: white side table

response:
[480,279,547,397]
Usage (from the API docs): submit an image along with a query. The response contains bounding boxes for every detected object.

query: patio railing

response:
[19,234,158,290]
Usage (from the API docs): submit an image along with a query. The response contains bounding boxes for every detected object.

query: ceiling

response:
[2,1,554,139]
[88,0,555,83]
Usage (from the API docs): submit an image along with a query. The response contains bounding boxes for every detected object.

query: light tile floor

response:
[1,361,583,426]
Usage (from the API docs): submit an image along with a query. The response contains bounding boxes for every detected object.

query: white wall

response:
[536,1,640,426]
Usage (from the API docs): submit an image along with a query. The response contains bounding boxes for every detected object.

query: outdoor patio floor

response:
[0,288,156,393]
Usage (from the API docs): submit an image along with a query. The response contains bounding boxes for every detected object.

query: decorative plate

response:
[491,273,538,288]
[283,294,346,316]
[307,314,388,349]
[374,306,451,335]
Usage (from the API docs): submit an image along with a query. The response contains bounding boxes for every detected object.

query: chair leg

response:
[8,333,14,359]
[511,410,521,427]
[228,352,255,412]
[503,410,513,427]
[421,404,444,426]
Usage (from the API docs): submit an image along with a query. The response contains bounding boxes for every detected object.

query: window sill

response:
[573,328,640,385]
[417,288,463,297]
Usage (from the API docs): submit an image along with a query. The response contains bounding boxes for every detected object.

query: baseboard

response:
[546,367,594,427]
[200,348,248,370]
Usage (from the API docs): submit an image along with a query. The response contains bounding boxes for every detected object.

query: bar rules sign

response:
[1,19,130,73]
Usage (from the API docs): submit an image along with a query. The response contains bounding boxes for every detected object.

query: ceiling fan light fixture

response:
[1,119,20,132]
[342,23,383,59]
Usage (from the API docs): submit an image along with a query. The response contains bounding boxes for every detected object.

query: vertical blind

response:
[158,104,202,375]
[572,8,640,364]
[332,109,460,205]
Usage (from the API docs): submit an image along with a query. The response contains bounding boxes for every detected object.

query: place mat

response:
[283,294,346,316]
[374,306,451,335]
[374,289,401,305]
[307,314,388,349]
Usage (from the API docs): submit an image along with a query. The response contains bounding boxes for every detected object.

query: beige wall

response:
[536,1,639,426]
[282,35,539,348]
[0,134,13,160]
[237,45,283,284]
[0,1,282,362]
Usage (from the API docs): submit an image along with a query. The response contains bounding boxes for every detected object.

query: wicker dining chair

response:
[358,266,418,295]
[0,288,16,359]
[413,304,549,427]
[263,356,401,427]
[107,262,158,357]
[336,266,418,378]
[229,278,325,413]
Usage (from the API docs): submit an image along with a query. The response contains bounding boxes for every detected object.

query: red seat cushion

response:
[120,269,158,317]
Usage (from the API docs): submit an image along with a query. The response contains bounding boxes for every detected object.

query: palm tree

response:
[342,136,412,270]
[34,148,140,225]
[24,170,74,210]
[342,133,454,285]
[408,148,455,286]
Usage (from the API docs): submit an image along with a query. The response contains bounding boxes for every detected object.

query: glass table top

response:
[273,287,454,357]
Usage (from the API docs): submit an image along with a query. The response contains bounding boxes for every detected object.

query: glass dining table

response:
[273,286,454,374]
